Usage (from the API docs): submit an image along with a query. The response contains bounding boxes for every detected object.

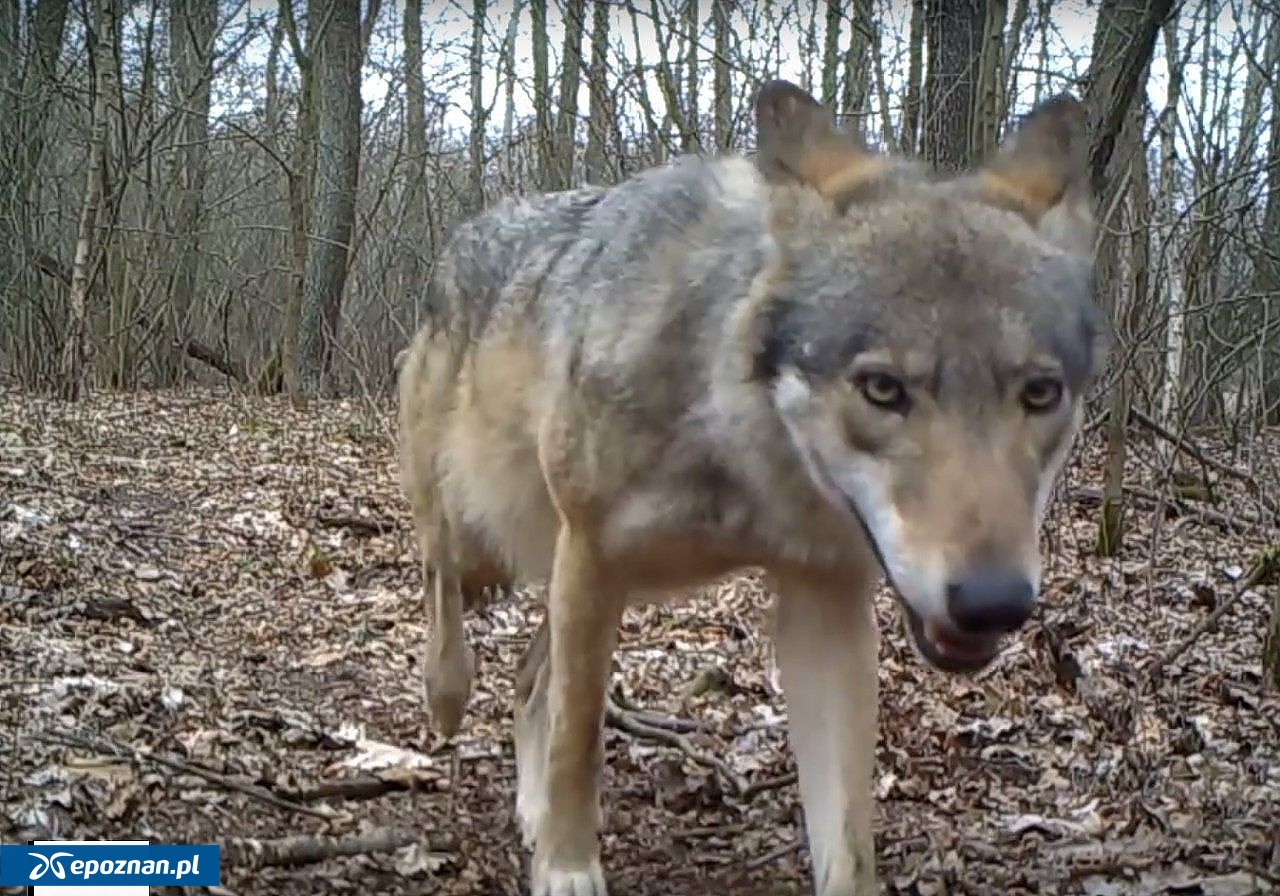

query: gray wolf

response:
[396,78,1102,896]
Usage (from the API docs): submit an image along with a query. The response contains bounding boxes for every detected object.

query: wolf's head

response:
[750,80,1104,674]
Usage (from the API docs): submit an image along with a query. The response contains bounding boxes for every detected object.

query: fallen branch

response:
[283,776,416,803]
[180,337,248,383]
[223,827,419,869]
[34,730,336,821]
[314,509,399,537]
[1130,407,1279,520]
[608,687,709,733]
[605,697,748,797]
[1147,551,1279,682]
[1074,485,1257,534]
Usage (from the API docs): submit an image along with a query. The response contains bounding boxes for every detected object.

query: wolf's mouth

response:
[836,493,1003,674]
[900,603,1003,674]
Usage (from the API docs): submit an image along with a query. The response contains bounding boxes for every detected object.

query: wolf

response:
[396,78,1102,896]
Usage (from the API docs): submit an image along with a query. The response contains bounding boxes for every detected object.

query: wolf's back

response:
[420,185,610,343]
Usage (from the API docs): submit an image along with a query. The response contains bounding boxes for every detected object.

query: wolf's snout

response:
[945,569,1036,635]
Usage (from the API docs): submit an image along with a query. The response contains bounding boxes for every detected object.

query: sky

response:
[213,0,1252,158]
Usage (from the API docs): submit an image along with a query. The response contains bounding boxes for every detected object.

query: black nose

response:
[946,569,1036,635]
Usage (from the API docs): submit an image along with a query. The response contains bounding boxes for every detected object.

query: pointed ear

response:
[978,94,1095,254]
[754,79,887,208]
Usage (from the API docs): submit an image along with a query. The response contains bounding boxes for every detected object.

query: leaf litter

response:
[1,386,1278,895]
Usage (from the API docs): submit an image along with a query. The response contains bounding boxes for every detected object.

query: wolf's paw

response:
[531,860,607,896]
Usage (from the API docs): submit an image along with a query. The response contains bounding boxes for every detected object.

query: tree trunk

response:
[468,0,487,207]
[297,0,364,396]
[584,0,612,183]
[550,0,584,190]
[1253,17,1280,423]
[900,0,924,154]
[159,0,217,386]
[404,0,426,190]
[922,0,983,172]
[712,0,731,150]
[59,0,116,401]
[682,0,699,152]
[970,0,1008,162]
[277,0,314,398]
[531,0,552,190]
[1084,0,1176,198]
[820,0,840,112]
[840,0,873,133]
[1155,15,1184,428]
[0,0,20,349]
[0,0,17,164]
[1086,0,1171,555]
[500,1,524,181]
[395,0,433,339]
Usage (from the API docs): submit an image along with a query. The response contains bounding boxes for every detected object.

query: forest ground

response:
[2,386,1278,895]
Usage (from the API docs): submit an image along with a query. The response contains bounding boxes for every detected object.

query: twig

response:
[223,827,420,869]
[741,772,798,800]
[34,730,337,820]
[671,823,749,841]
[1147,553,1279,682]
[605,697,748,796]
[744,838,803,870]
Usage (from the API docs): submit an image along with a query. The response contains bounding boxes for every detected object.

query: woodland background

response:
[2,1,1280,894]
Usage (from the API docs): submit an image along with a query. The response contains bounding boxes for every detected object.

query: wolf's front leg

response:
[523,526,623,896]
[770,567,880,896]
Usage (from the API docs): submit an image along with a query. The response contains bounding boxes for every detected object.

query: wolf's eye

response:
[1021,376,1064,413]
[856,371,909,412]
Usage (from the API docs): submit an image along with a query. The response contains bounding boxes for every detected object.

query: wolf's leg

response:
[514,613,550,848]
[769,566,880,896]
[523,526,622,896]
[418,515,475,738]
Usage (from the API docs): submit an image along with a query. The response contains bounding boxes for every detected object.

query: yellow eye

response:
[856,371,909,412]
[1021,376,1064,413]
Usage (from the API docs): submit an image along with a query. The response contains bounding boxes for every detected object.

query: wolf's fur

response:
[397,79,1102,896]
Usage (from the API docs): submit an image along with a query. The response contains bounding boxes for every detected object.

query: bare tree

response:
[712,0,731,150]
[59,0,117,400]
[468,0,487,206]
[1253,20,1280,422]
[161,0,219,385]
[584,0,612,182]
[1086,0,1176,555]
[296,0,373,396]
[531,0,551,189]
[921,0,984,171]
[549,0,584,190]
[900,0,925,154]
[821,0,840,111]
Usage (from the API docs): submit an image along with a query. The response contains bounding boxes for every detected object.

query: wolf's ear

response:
[754,79,885,208]
[977,93,1094,255]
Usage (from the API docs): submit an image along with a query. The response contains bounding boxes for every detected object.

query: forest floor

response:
[2,386,1279,896]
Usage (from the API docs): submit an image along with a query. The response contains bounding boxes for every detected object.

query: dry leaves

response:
[1,387,1277,895]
